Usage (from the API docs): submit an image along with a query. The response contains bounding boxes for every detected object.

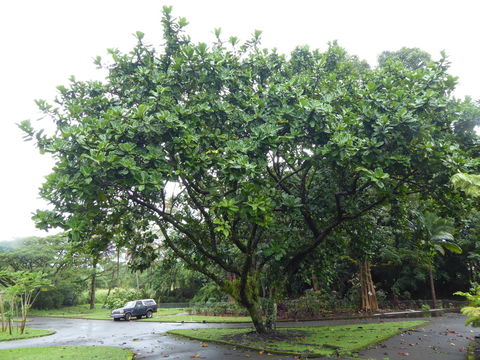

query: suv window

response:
[135,301,142,307]
[143,300,155,306]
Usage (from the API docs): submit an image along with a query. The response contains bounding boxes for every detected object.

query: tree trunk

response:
[428,262,437,308]
[116,247,121,288]
[103,267,116,308]
[89,259,97,310]
[20,296,28,334]
[20,308,27,334]
[360,261,378,312]
[264,298,277,331]
[311,271,319,291]
[245,301,267,334]
[0,296,5,332]
[226,272,236,303]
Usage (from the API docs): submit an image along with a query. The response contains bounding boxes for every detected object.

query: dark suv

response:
[110,299,158,321]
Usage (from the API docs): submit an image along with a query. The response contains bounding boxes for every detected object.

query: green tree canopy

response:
[21,7,479,332]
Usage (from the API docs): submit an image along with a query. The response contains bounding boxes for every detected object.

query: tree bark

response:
[245,301,267,334]
[89,259,97,310]
[226,272,236,303]
[264,297,277,331]
[0,296,5,332]
[360,261,378,312]
[103,267,116,308]
[311,272,319,291]
[116,247,121,288]
[428,262,437,308]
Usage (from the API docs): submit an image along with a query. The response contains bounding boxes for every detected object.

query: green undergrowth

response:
[0,328,54,342]
[0,346,133,359]
[144,314,252,323]
[28,304,184,320]
[168,320,427,357]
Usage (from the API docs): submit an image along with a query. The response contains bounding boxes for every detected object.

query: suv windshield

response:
[124,301,136,308]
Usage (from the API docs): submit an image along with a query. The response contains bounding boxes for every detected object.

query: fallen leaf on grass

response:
[398,352,409,356]
[449,343,456,346]
[201,343,209,347]
[190,355,201,358]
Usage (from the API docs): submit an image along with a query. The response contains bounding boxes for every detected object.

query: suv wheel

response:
[124,313,131,321]
[146,310,153,319]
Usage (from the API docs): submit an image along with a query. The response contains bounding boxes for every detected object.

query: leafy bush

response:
[32,286,80,309]
[94,289,111,305]
[454,286,480,327]
[190,283,224,303]
[280,290,356,319]
[189,302,248,316]
[421,304,431,312]
[104,288,143,309]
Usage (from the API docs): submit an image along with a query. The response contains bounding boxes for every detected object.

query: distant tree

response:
[378,47,431,70]
[0,271,51,334]
[415,211,461,307]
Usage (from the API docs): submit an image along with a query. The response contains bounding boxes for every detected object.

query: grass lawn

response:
[168,320,427,357]
[143,314,252,323]
[0,346,133,359]
[29,304,184,320]
[0,328,54,342]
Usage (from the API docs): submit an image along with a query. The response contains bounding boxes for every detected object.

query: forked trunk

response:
[360,261,378,312]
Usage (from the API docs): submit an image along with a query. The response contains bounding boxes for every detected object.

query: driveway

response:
[0,313,474,359]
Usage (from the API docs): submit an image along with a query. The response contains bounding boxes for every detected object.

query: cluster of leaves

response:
[0,270,51,334]
[104,288,143,309]
[189,301,249,316]
[455,286,480,327]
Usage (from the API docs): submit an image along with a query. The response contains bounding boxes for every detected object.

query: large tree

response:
[21,7,478,332]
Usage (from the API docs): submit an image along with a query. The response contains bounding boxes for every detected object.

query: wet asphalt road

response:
[0,313,474,359]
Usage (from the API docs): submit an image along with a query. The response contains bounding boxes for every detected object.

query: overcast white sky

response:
[0,0,479,241]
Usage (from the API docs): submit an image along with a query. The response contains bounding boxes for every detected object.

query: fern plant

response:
[454,286,480,327]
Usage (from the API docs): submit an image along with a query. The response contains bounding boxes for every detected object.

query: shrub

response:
[104,288,143,309]
[454,286,480,327]
[190,283,224,303]
[280,290,356,320]
[32,286,80,309]
[94,289,111,305]
[421,304,431,312]
[189,302,248,316]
